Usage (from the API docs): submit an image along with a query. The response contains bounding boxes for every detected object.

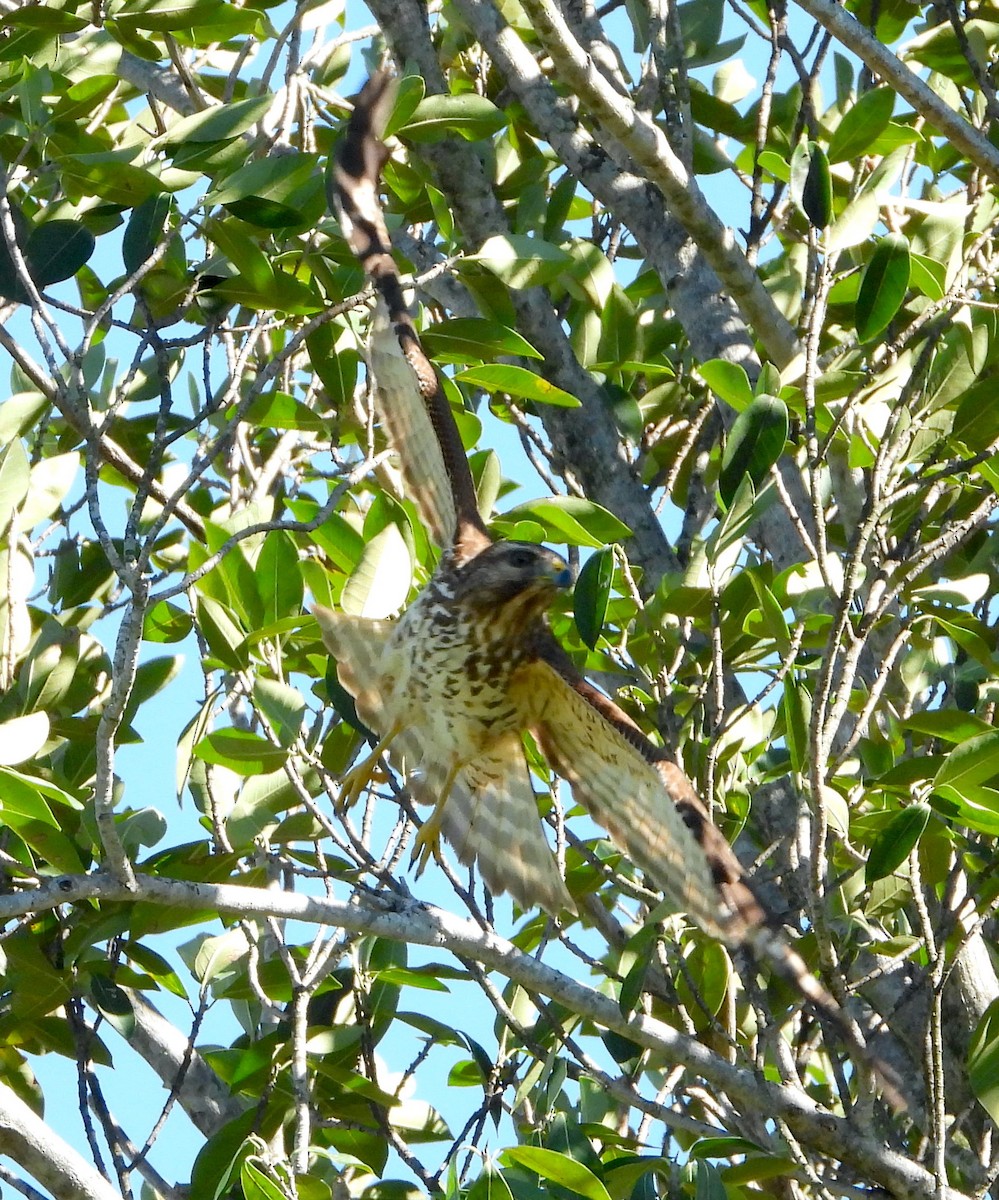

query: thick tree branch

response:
[124,992,246,1136]
[0,872,967,1200]
[793,0,999,184]
[0,1083,122,1200]
[514,0,800,368]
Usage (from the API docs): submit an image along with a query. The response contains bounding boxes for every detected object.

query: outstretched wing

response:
[366,296,457,548]
[333,71,485,554]
[312,605,395,731]
[439,735,576,917]
[510,656,747,943]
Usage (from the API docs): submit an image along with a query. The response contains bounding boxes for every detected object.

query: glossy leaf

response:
[866,804,931,883]
[194,729,289,776]
[856,234,910,341]
[790,141,832,228]
[455,364,581,408]
[827,88,895,162]
[718,394,789,507]
[574,547,614,649]
[500,1147,611,1200]
[468,234,571,289]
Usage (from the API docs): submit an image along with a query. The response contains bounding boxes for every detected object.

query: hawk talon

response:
[411,816,445,877]
[410,762,459,877]
[336,723,401,811]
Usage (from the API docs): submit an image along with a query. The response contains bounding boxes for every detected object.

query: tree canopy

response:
[1,0,999,1198]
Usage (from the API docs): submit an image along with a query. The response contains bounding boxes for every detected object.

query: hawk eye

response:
[507,548,536,569]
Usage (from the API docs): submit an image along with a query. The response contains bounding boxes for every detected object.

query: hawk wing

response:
[509,657,741,942]
[439,736,576,917]
[312,605,395,731]
[333,70,489,557]
[367,296,457,548]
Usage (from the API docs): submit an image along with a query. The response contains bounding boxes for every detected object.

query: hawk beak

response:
[551,563,573,589]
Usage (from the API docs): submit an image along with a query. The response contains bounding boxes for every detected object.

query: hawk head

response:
[452,542,572,614]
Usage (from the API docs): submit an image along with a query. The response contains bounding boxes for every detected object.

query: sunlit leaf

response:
[856,234,910,341]
[455,364,580,408]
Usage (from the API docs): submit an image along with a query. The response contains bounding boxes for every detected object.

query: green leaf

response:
[865,803,931,883]
[498,497,631,548]
[932,783,999,836]
[455,365,580,409]
[401,94,507,142]
[500,1148,611,1200]
[856,234,910,342]
[207,154,322,229]
[934,729,999,791]
[194,595,250,670]
[467,1165,515,1200]
[20,451,78,527]
[0,768,59,828]
[697,360,753,410]
[468,234,571,289]
[24,221,95,287]
[252,677,305,748]
[256,530,304,625]
[574,547,614,649]
[143,600,194,643]
[420,319,542,364]
[341,522,412,618]
[718,394,788,507]
[242,391,327,431]
[790,141,832,228]
[969,998,999,1123]
[194,728,288,776]
[90,975,135,1037]
[123,194,173,275]
[0,713,48,768]
[0,438,30,526]
[117,0,225,30]
[161,94,273,147]
[827,88,895,162]
[241,1160,288,1200]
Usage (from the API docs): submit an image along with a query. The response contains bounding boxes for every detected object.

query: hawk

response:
[316,71,764,938]
[313,73,906,1108]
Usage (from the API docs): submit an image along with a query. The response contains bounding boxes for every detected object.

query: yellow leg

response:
[337,722,401,811]
[411,762,461,876]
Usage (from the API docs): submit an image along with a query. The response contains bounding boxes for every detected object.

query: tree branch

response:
[0,1082,123,1200]
[2,872,965,1200]
[793,0,999,184]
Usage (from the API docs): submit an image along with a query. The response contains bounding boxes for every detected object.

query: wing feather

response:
[439,736,576,917]
[510,659,738,940]
[312,605,395,730]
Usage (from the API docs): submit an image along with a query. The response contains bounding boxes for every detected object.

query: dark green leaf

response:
[866,804,931,883]
[856,234,910,342]
[790,142,832,228]
[827,88,895,162]
[123,195,173,274]
[574,547,614,649]
[719,394,789,506]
